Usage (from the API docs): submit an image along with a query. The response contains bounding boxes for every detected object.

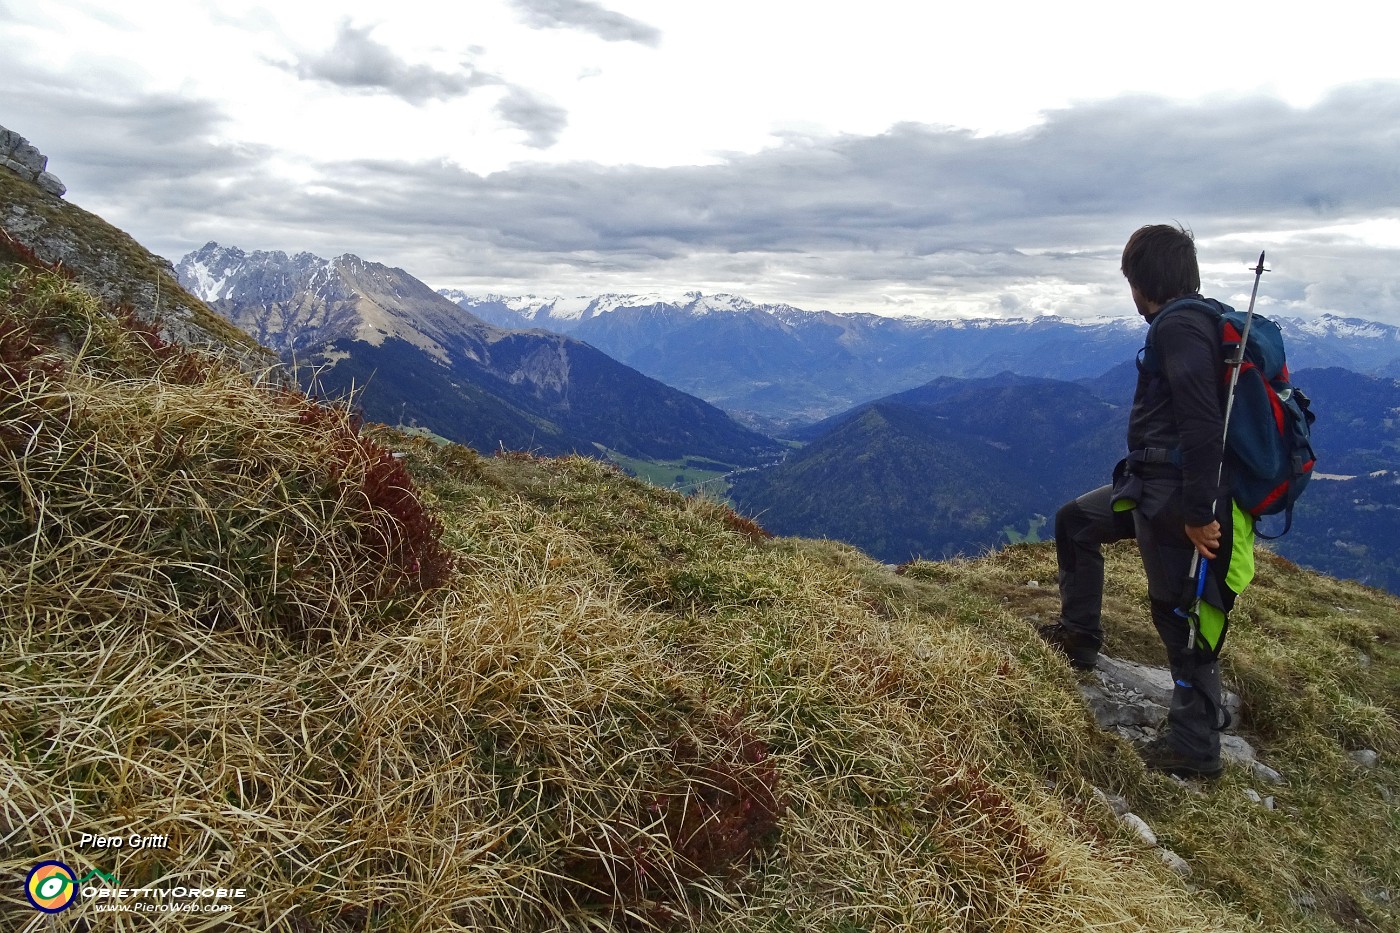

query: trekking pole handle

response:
[1224,251,1267,375]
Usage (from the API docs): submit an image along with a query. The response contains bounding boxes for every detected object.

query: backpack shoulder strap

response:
[1148,295,1223,337]
[1141,295,1223,375]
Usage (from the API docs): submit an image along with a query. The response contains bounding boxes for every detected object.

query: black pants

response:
[1055,483,1227,759]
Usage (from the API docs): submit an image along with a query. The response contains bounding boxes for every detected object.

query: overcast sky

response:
[4,0,1400,322]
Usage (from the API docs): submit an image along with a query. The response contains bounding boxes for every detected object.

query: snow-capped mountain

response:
[1286,313,1400,340]
[450,291,1148,425]
[440,290,1400,428]
[1276,314,1400,372]
[175,244,779,464]
[177,242,484,362]
[452,290,796,317]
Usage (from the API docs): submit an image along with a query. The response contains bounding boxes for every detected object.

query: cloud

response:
[335,86,1398,258]
[509,0,661,46]
[0,78,263,187]
[283,20,494,105]
[275,20,568,146]
[350,85,1398,319]
[14,73,1400,324]
[495,87,569,149]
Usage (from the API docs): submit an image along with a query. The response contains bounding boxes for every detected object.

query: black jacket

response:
[1128,299,1226,526]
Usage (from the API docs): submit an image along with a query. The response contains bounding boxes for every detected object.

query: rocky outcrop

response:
[1079,652,1292,786]
[1080,655,1293,881]
[1,126,66,198]
[1079,654,1244,741]
[1,130,280,378]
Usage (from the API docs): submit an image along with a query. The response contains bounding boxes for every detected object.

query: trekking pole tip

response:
[1255,250,1267,274]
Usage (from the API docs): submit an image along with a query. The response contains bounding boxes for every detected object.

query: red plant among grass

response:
[290,396,455,593]
[561,712,786,928]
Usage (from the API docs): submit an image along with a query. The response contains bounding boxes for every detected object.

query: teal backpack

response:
[1146,296,1317,537]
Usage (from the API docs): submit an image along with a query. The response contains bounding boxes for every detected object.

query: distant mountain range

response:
[175,244,780,466]
[730,365,1400,592]
[443,291,1400,430]
[1267,368,1400,591]
[729,375,1127,562]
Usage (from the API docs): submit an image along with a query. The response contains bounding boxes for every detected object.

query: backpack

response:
[1148,296,1317,538]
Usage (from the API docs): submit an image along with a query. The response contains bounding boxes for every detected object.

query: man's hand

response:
[1186,521,1221,560]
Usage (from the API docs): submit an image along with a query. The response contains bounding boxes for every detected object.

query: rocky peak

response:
[174,242,484,362]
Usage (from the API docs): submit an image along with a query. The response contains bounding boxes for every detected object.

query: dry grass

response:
[3,265,1398,931]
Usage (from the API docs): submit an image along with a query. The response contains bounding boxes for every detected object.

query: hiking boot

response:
[1035,623,1099,671]
[1138,736,1224,779]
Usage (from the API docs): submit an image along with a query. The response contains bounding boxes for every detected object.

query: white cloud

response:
[507,0,660,46]
[494,87,569,148]
[280,20,495,104]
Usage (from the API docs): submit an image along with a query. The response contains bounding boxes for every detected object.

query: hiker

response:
[1039,223,1255,779]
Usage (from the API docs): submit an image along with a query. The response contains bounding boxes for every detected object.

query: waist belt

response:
[1128,447,1182,467]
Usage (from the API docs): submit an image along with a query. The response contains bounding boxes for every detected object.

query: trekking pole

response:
[1180,251,1267,653]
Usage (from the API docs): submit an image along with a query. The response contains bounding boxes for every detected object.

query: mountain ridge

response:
[730,378,1126,562]
[443,289,1400,427]
[733,365,1400,592]
[1,165,276,375]
[175,242,782,466]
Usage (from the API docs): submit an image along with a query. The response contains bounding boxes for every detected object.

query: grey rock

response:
[1092,785,1131,816]
[1094,654,1242,721]
[10,140,45,174]
[1,124,65,198]
[36,171,65,198]
[1220,733,1258,763]
[1157,848,1192,877]
[1120,812,1157,847]
[1115,724,1160,744]
[1241,788,1277,809]
[1247,759,1287,786]
[1094,655,1176,705]
[1080,654,1242,740]
[1079,682,1165,729]
[1348,749,1380,769]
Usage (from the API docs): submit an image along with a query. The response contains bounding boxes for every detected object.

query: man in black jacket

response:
[1039,224,1252,778]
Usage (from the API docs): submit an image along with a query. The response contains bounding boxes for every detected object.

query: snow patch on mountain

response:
[1282,314,1400,341]
[177,244,246,303]
[182,258,239,303]
[441,289,1143,331]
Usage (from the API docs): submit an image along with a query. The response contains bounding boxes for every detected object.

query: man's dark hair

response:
[1121,224,1200,304]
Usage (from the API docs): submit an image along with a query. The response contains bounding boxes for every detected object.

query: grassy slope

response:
[3,266,1399,932]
